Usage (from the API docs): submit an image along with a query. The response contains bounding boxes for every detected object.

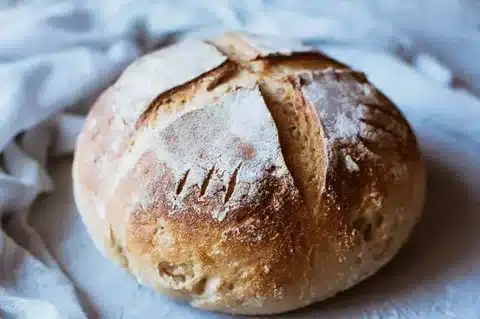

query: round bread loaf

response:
[73,32,425,315]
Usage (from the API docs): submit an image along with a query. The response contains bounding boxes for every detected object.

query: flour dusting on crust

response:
[113,87,291,221]
[300,68,408,162]
[111,40,227,124]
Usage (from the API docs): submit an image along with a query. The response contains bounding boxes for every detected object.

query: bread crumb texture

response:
[73,32,425,315]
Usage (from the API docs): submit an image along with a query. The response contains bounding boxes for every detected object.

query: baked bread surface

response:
[73,32,425,315]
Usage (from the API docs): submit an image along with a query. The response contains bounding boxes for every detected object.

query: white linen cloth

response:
[0,1,479,318]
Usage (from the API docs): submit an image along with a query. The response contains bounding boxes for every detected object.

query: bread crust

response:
[73,32,425,315]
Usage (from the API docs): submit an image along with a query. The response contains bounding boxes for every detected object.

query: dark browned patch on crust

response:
[192,277,207,295]
[257,51,349,69]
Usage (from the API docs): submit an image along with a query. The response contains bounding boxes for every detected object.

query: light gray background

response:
[1,1,479,318]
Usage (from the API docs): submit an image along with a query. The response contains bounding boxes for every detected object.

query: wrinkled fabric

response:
[0,0,479,318]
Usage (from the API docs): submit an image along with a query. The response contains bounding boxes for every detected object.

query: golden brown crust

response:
[120,151,310,304]
[135,61,239,130]
[73,32,425,315]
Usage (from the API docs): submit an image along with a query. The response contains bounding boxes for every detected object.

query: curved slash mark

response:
[359,101,404,122]
[359,117,402,141]
[357,134,385,157]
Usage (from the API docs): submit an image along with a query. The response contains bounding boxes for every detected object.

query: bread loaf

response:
[72,32,425,315]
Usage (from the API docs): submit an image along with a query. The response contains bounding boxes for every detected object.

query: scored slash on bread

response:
[73,32,425,315]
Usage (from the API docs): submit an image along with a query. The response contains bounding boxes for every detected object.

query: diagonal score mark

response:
[224,163,241,203]
[359,117,404,141]
[176,169,190,195]
[200,166,215,197]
